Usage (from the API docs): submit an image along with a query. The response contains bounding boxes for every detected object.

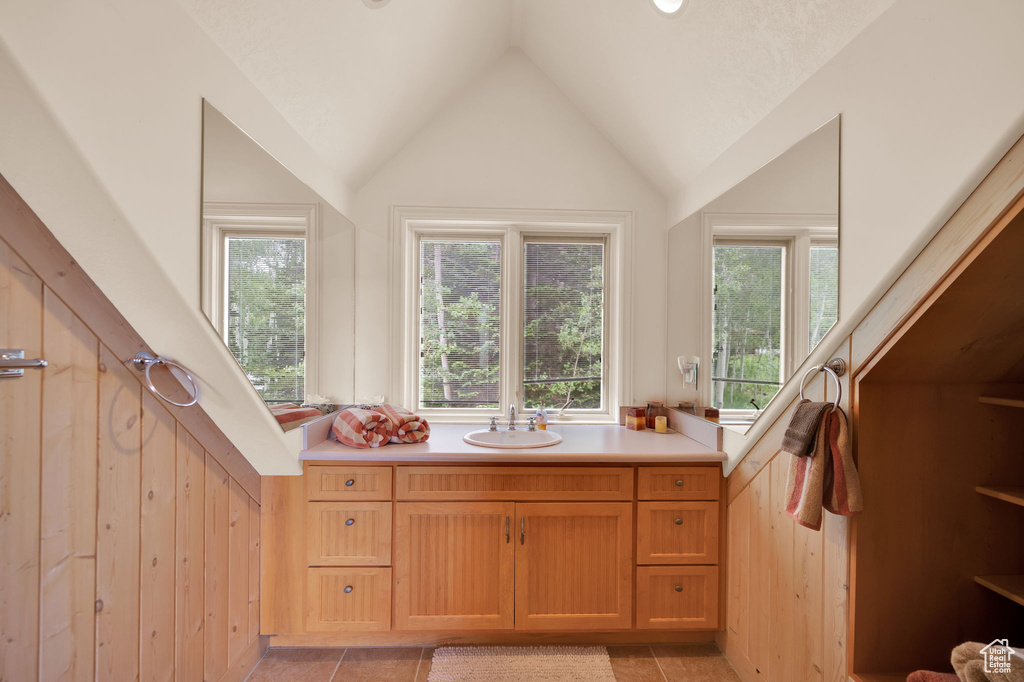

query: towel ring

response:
[132,351,199,407]
[798,358,846,409]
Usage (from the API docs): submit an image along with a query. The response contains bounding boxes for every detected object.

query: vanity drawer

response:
[637,501,719,564]
[306,465,392,501]
[307,501,392,566]
[636,566,719,630]
[306,567,391,631]
[396,466,633,501]
[637,466,720,500]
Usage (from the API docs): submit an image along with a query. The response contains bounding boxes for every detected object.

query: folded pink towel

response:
[331,407,390,449]
[906,672,959,682]
[785,406,862,530]
[378,403,430,444]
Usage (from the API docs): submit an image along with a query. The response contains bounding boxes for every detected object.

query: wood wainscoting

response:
[0,173,267,681]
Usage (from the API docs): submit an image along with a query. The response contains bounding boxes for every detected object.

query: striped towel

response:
[331,407,390,449]
[785,406,862,530]
[269,403,323,426]
[378,403,430,444]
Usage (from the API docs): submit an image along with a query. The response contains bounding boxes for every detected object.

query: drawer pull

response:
[675,480,683,487]
[674,518,683,525]
[506,516,510,543]
[520,517,526,545]
[345,518,355,526]
[345,479,355,487]
[344,585,353,594]
[674,585,683,593]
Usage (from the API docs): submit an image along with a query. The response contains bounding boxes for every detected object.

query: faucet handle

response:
[488,416,499,431]
[527,416,537,432]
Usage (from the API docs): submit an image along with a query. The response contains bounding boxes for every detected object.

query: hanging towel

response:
[784,410,830,530]
[785,406,863,530]
[822,407,863,516]
[781,399,833,456]
[331,407,390,449]
[378,403,431,444]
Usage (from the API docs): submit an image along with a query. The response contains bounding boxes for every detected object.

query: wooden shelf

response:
[974,575,1024,607]
[977,486,1024,508]
[978,396,1024,408]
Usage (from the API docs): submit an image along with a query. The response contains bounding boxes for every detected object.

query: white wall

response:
[0,0,358,474]
[666,120,839,406]
[352,49,669,408]
[670,0,1024,471]
[203,105,356,402]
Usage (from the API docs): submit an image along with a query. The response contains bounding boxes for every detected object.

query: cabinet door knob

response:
[344,585,353,594]
[345,479,355,487]
[675,585,683,592]
[674,518,683,525]
[345,518,355,526]
[675,480,683,487]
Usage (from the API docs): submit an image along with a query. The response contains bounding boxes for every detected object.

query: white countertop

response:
[299,424,726,463]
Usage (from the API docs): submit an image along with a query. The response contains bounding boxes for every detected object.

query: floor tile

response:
[651,644,742,682]
[607,646,666,682]
[414,647,435,682]
[247,648,344,682]
[330,647,424,682]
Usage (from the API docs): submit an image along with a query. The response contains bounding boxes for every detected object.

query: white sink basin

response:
[463,429,563,449]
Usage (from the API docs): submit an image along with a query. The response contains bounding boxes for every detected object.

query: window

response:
[703,215,838,421]
[397,208,629,422]
[201,203,320,404]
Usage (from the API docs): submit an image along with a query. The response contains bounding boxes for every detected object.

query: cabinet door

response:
[515,502,633,630]
[636,501,719,565]
[394,502,514,630]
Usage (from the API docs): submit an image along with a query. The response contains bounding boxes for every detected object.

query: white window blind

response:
[712,244,784,411]
[225,236,306,403]
[523,241,605,411]
[419,240,502,409]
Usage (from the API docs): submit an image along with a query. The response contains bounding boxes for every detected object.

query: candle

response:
[654,416,667,433]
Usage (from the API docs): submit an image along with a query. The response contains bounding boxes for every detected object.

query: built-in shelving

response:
[978,396,1024,408]
[974,575,1024,607]
[976,486,1024,508]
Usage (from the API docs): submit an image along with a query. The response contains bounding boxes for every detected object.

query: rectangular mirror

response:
[667,116,840,432]
[200,101,355,431]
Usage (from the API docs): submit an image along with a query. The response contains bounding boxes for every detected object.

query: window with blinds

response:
[225,235,306,403]
[712,243,784,411]
[419,240,501,409]
[523,241,605,411]
[809,244,839,351]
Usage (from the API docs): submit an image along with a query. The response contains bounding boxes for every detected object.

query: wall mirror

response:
[667,116,840,432]
[200,101,355,431]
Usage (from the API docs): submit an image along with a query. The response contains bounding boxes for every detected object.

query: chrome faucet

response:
[508,404,517,431]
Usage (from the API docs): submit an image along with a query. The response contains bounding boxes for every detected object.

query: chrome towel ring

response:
[798,358,846,409]
[132,351,199,407]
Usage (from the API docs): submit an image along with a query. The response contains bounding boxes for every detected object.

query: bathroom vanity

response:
[261,421,727,646]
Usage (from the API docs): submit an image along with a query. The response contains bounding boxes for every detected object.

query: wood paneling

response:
[638,466,720,500]
[515,502,633,630]
[307,501,393,566]
[205,456,231,681]
[394,501,515,631]
[306,464,393,501]
[1,240,43,682]
[397,466,634,501]
[637,501,719,565]
[0,175,265,681]
[261,475,307,636]
[307,567,392,631]
[636,566,719,630]
[40,290,98,682]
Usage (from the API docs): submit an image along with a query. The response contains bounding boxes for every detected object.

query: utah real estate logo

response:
[981,639,1017,675]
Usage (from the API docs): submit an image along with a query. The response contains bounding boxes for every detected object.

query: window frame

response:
[393,207,632,424]
[201,201,321,400]
[701,212,838,424]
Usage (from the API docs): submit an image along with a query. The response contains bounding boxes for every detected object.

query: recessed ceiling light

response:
[651,0,687,16]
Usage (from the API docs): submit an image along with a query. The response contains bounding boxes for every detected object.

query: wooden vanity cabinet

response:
[262,461,723,644]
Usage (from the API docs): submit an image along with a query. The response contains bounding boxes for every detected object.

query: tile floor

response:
[245,643,743,682]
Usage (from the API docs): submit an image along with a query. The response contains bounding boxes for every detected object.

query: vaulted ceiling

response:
[175,0,895,197]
